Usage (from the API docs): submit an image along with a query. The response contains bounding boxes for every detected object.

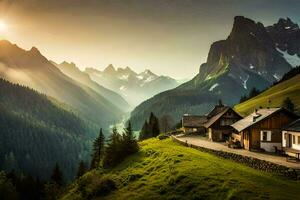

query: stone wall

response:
[172,136,300,180]
[260,142,281,152]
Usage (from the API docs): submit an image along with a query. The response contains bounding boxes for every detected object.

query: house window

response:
[221,119,233,126]
[220,120,224,126]
[298,136,300,145]
[262,132,267,141]
[261,131,271,142]
[293,135,296,144]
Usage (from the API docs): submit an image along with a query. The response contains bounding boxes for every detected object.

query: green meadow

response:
[235,74,300,116]
[61,138,300,200]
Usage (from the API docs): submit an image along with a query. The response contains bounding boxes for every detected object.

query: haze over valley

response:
[1,1,300,199]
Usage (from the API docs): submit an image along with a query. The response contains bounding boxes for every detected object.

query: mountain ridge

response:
[85,65,180,106]
[0,40,123,127]
[129,16,300,130]
[53,61,131,112]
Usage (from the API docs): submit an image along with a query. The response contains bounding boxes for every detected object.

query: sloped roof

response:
[284,119,300,132]
[204,106,230,128]
[182,115,208,127]
[207,105,227,118]
[231,108,282,132]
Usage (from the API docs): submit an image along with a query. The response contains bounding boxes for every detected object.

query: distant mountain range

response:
[0,40,124,127]
[85,65,180,106]
[52,61,130,112]
[130,16,300,130]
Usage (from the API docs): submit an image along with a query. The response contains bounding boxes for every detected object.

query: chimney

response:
[253,110,261,122]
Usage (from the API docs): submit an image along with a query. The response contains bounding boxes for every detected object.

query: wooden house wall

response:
[210,109,242,141]
[248,111,297,150]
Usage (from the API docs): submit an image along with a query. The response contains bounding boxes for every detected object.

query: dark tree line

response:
[240,66,300,104]
[0,78,96,181]
[0,162,69,200]
[239,87,261,103]
[139,112,161,140]
[273,65,300,86]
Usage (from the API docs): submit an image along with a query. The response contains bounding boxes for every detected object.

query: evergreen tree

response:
[239,95,248,103]
[239,88,261,103]
[122,121,139,156]
[103,127,122,168]
[76,161,86,179]
[149,112,160,137]
[44,182,60,200]
[282,97,295,112]
[218,99,223,106]
[139,113,161,140]
[50,163,63,186]
[90,128,105,169]
[139,120,150,140]
[249,87,260,98]
[160,115,174,133]
[0,171,18,200]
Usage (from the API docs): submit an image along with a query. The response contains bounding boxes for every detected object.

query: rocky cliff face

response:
[267,18,300,55]
[130,16,300,130]
[196,16,291,88]
[267,18,300,67]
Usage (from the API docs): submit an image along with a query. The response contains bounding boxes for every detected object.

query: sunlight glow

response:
[0,20,7,32]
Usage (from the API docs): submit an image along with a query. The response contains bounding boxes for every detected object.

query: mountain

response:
[85,65,180,106]
[266,17,300,67]
[235,71,300,116]
[0,78,96,180]
[0,40,123,127]
[52,61,130,112]
[130,16,300,130]
[61,138,300,199]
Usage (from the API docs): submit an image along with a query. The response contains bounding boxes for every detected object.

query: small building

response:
[204,105,242,142]
[231,108,298,152]
[181,115,208,134]
[282,119,300,156]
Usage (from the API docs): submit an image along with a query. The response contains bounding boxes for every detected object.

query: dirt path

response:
[175,135,300,169]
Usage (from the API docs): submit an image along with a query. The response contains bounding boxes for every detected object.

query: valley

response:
[85,65,180,107]
[0,1,300,199]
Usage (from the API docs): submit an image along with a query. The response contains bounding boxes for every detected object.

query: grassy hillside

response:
[235,74,300,116]
[62,138,300,200]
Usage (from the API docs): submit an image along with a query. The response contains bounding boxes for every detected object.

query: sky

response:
[0,0,299,79]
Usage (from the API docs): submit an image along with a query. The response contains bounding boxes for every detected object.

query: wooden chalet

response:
[282,119,300,157]
[204,105,242,142]
[181,115,208,134]
[231,108,298,152]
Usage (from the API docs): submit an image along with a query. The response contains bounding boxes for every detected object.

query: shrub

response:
[93,178,116,197]
[158,135,169,140]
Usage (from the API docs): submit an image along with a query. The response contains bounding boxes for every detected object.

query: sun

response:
[0,20,7,32]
